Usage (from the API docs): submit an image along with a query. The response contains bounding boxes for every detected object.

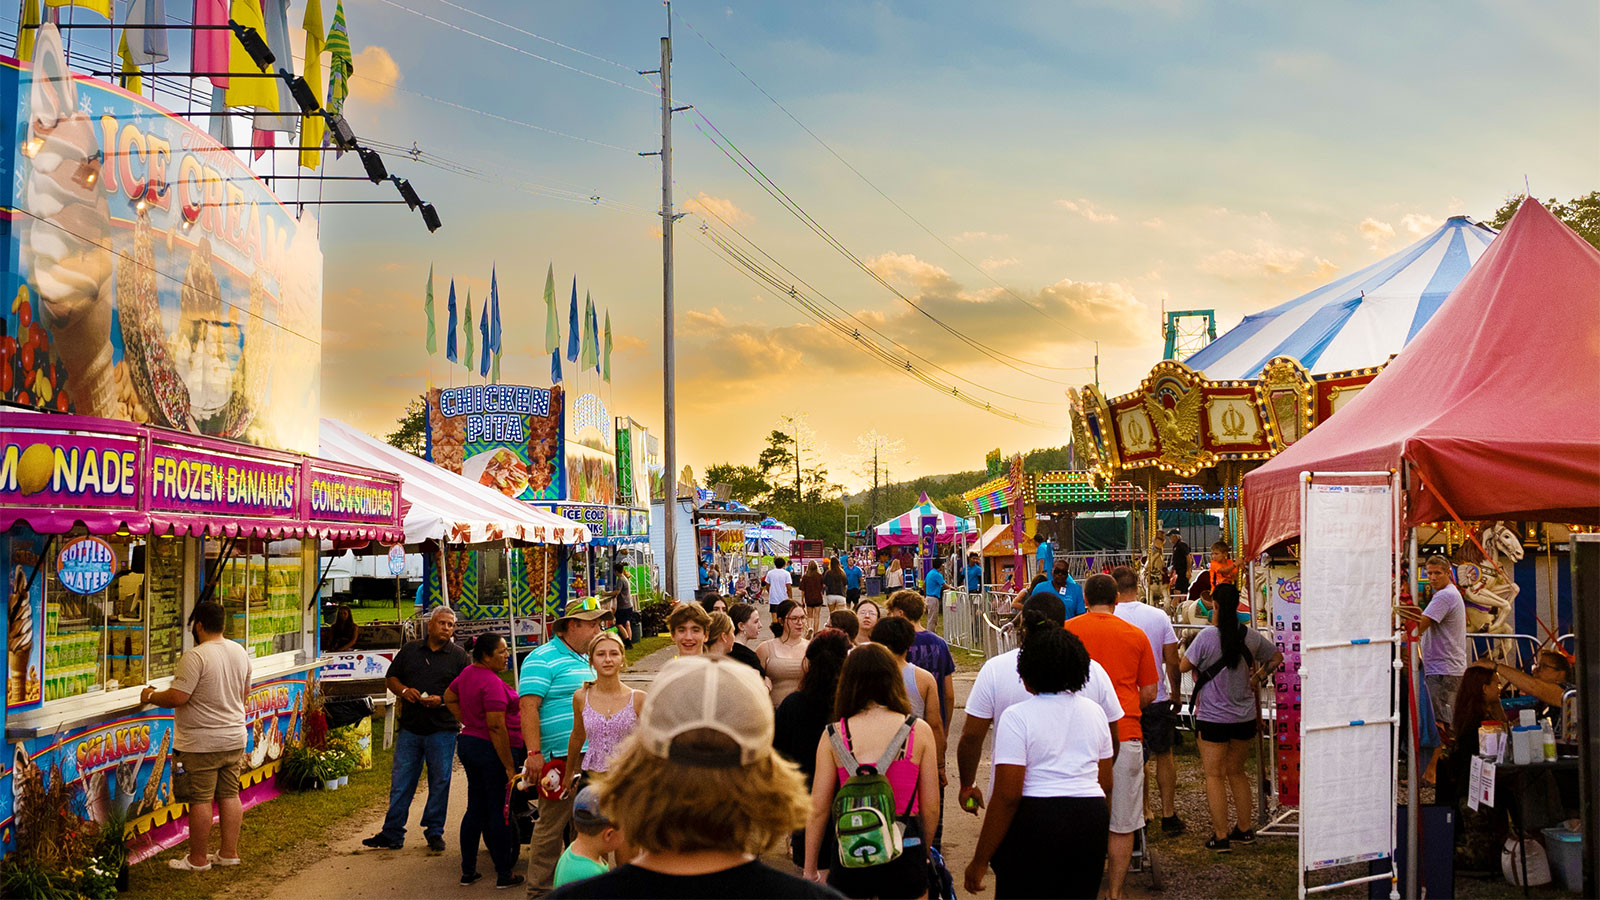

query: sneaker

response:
[496,874,525,890]
[426,835,447,853]
[361,834,402,850]
[460,872,483,886]
[1229,827,1256,844]
[1205,836,1232,853]
[1161,815,1187,835]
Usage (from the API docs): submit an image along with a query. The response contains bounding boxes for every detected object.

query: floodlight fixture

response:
[326,113,357,152]
[392,176,422,210]
[357,147,388,184]
[284,72,320,114]
[228,20,275,70]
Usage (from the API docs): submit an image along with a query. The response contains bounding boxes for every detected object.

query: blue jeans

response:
[456,734,525,878]
[380,728,456,843]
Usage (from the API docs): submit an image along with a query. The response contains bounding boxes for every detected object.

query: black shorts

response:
[826,838,927,899]
[846,587,861,605]
[1196,719,1257,743]
[1141,700,1177,755]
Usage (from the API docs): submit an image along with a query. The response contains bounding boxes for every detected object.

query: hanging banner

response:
[0,41,322,453]
[425,384,564,501]
[1268,560,1303,806]
[565,392,615,506]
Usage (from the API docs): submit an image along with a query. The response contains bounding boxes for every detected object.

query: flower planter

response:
[337,775,349,788]
[322,779,339,791]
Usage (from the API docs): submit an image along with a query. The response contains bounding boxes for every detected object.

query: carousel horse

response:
[1140,541,1172,613]
[1453,522,1523,653]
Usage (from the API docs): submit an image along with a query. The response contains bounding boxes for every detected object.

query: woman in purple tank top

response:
[564,632,645,795]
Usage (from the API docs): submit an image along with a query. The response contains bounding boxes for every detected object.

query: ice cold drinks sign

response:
[56,536,119,594]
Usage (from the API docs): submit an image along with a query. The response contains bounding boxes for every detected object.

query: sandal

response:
[208,854,242,866]
[168,857,213,872]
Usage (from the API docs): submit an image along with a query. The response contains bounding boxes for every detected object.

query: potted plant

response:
[277,742,320,791]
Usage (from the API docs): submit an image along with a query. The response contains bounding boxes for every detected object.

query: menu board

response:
[146,537,183,679]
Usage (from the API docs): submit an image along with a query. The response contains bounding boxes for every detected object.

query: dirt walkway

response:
[246,650,1171,900]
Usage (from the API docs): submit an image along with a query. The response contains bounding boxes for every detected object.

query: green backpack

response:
[828,715,917,869]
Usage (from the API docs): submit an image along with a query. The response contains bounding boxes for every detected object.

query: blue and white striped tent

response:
[1183,216,1497,380]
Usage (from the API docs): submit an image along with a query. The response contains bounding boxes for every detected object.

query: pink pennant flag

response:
[193,0,229,86]
[252,126,275,160]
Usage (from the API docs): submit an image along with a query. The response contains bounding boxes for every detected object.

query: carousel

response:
[1069,215,1499,608]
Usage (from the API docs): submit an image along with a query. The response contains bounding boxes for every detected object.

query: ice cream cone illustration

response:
[8,566,34,704]
[21,25,116,418]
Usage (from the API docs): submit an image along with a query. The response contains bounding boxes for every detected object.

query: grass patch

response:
[347,604,413,626]
[626,635,671,666]
[129,743,394,900]
[949,645,987,672]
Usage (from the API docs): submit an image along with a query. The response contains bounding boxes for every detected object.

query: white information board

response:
[1300,480,1396,871]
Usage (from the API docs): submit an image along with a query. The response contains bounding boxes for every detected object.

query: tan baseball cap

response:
[635,656,773,768]
[553,605,613,627]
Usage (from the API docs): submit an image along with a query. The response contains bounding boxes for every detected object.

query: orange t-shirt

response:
[1064,611,1157,741]
[1210,558,1239,588]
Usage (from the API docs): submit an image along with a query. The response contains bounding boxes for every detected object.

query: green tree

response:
[1487,192,1599,250]
[701,462,770,504]
[386,394,427,457]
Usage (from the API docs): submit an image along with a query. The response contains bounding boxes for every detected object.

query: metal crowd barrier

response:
[940,590,984,652]
[1466,631,1543,670]
[1060,551,1137,579]
[982,611,1018,658]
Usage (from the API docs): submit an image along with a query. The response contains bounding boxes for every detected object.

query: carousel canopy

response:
[875,492,978,547]
[1243,201,1600,557]
[319,419,591,547]
[1185,216,1497,380]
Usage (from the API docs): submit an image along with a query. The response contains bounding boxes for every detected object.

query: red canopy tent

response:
[1244,200,1600,558]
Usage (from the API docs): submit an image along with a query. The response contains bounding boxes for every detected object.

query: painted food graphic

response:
[117,211,192,429]
[480,447,530,497]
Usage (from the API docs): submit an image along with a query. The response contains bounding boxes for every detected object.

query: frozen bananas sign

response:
[426,384,564,502]
[0,30,323,454]
[0,430,142,512]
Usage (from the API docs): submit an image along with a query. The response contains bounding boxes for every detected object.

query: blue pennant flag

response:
[566,278,580,363]
[445,279,458,363]
[551,348,563,384]
[489,266,502,353]
[478,298,491,377]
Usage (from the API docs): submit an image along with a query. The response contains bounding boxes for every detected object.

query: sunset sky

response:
[310,0,1598,487]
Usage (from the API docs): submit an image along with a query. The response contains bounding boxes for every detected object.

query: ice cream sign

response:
[56,537,119,594]
[0,432,141,509]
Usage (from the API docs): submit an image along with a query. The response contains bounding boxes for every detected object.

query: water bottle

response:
[1540,719,1557,761]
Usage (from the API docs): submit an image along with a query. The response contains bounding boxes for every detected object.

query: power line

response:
[687,206,1072,407]
[672,7,1096,340]
[373,0,658,98]
[689,222,1056,428]
[689,111,1084,382]
[423,0,640,73]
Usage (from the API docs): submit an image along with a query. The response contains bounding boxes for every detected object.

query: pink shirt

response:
[834,717,920,814]
[449,664,523,747]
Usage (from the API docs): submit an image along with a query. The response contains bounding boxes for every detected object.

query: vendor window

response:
[478,550,509,610]
[211,539,305,659]
[42,532,186,701]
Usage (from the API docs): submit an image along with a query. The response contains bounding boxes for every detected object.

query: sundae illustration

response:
[8,566,36,705]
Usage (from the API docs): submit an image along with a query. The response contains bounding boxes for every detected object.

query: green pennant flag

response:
[462,288,474,372]
[423,265,436,354]
[603,310,613,383]
[580,291,599,370]
[542,264,559,354]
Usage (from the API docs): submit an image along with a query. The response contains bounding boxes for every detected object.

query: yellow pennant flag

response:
[298,0,326,169]
[223,0,279,111]
[16,0,39,61]
[43,0,112,18]
[118,31,142,94]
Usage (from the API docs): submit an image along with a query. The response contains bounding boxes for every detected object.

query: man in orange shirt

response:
[1066,573,1158,900]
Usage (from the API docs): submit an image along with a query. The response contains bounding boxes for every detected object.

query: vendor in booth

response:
[1471,648,1577,731]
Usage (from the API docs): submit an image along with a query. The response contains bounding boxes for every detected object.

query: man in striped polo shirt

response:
[519,605,610,896]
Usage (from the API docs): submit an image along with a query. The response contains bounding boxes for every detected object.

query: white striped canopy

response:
[1184,216,1497,380]
[319,418,590,546]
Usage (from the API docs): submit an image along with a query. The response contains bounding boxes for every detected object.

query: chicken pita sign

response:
[425,384,564,502]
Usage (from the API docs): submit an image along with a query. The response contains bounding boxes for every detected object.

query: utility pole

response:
[872,446,880,524]
[645,16,682,601]
[1094,340,1101,391]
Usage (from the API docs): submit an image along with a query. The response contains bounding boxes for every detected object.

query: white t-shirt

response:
[1420,583,1469,677]
[1114,600,1179,702]
[994,692,1113,798]
[170,638,253,753]
[764,568,793,607]
[967,648,1123,790]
